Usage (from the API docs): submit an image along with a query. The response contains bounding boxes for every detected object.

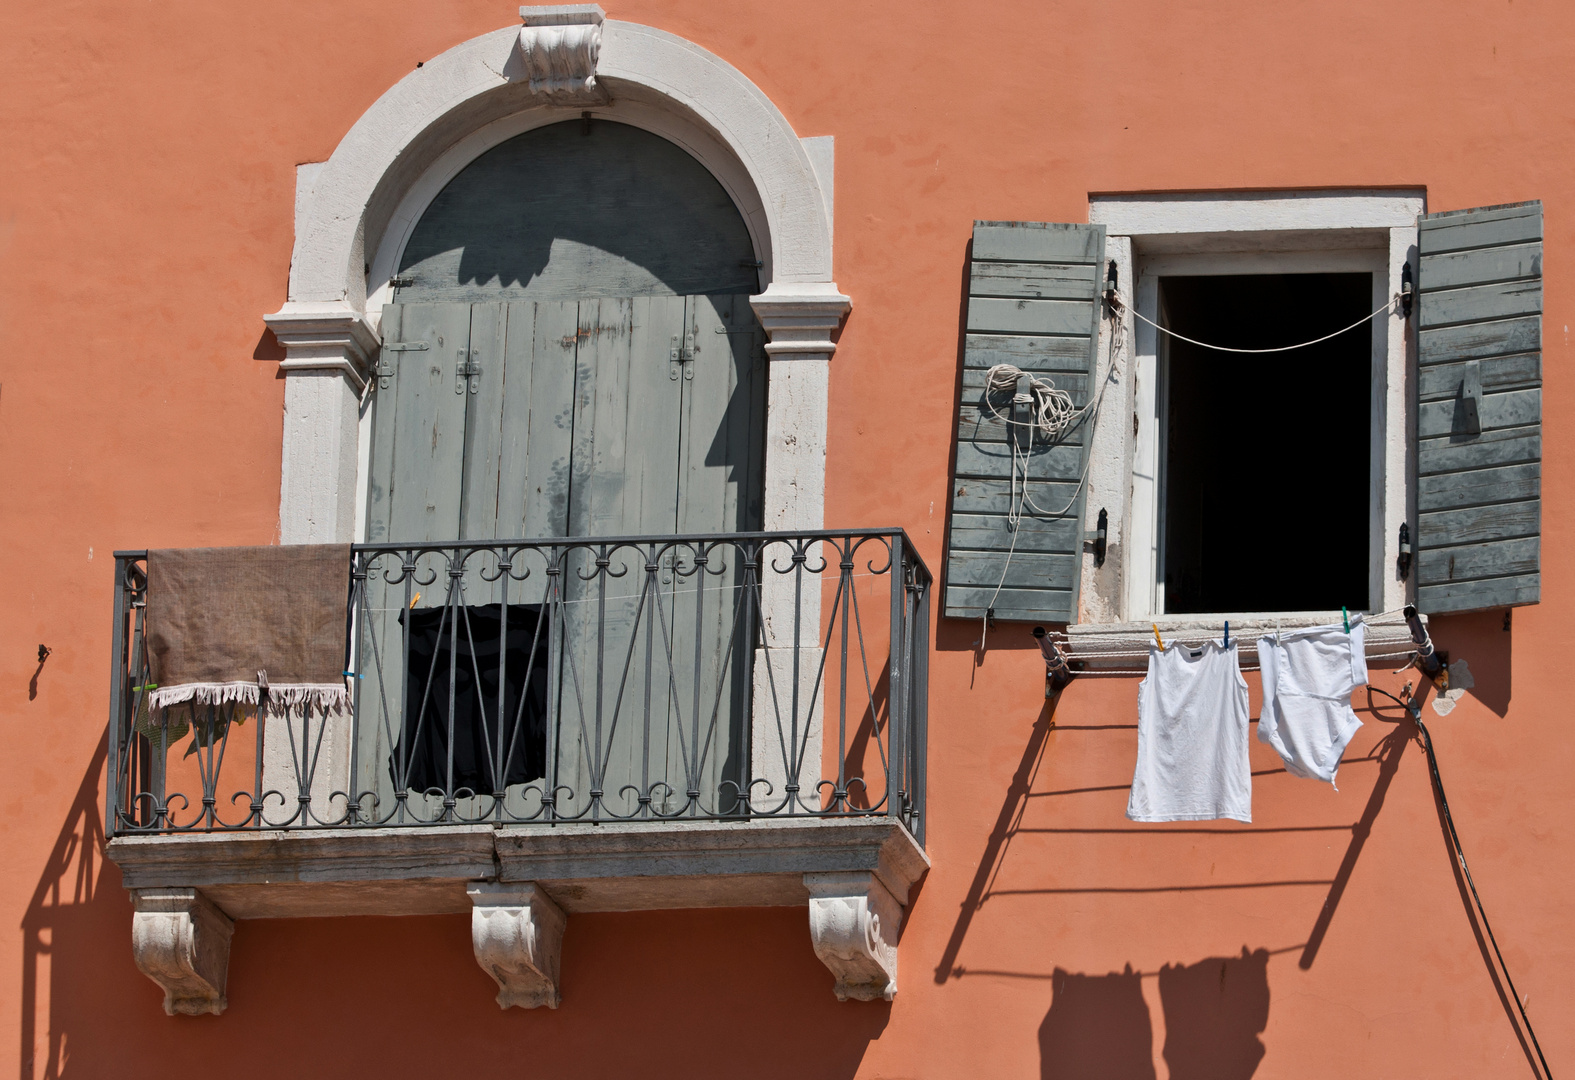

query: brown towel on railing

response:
[145,545,352,715]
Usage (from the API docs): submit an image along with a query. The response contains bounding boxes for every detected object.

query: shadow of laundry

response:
[1158,947,1271,1080]
[1039,965,1155,1080]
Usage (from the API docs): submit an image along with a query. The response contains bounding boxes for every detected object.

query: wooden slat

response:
[1417,538,1540,582]
[943,585,1075,622]
[1418,463,1540,513]
[950,477,1085,516]
[459,302,509,542]
[961,369,1089,397]
[1417,573,1539,614]
[948,513,1083,555]
[952,440,1085,481]
[513,301,581,539]
[1417,202,1541,255]
[1417,315,1539,365]
[678,293,766,533]
[1417,387,1540,438]
[1418,279,1541,329]
[1418,242,1540,290]
[969,262,1099,300]
[967,296,1099,337]
[384,302,474,545]
[957,406,1089,446]
[1417,501,1539,547]
[946,550,1079,590]
[971,221,1104,263]
[965,333,1095,370]
[1418,353,1540,401]
[1417,427,1539,475]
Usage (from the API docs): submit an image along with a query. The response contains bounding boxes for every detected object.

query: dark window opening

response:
[1160,273,1372,614]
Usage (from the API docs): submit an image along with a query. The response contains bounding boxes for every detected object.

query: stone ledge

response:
[106,818,928,920]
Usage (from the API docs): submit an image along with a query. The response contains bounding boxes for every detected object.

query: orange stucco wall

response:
[2,2,1570,1076]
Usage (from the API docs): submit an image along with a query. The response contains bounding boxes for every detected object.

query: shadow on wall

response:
[22,742,894,1078]
[20,733,133,1080]
[1039,950,1270,1080]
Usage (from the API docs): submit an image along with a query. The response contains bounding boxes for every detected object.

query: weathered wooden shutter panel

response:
[943,221,1106,623]
[1415,201,1542,614]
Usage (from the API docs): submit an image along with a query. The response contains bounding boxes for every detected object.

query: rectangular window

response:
[1157,272,1373,613]
[1089,191,1422,626]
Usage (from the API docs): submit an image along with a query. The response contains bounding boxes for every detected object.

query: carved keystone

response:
[468,882,567,1009]
[805,871,902,1002]
[517,5,606,103]
[130,888,235,1016]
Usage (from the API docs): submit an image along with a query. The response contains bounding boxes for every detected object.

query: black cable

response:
[1369,686,1553,1079]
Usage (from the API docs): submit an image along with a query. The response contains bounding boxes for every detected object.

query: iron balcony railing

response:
[106,529,930,847]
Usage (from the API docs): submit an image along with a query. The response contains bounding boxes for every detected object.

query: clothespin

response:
[132,682,158,692]
[343,670,364,680]
[1152,623,1165,650]
[1223,621,1229,648]
[1342,606,1350,633]
[410,592,422,608]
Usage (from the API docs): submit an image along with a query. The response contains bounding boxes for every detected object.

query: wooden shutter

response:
[943,221,1106,623]
[1415,201,1542,614]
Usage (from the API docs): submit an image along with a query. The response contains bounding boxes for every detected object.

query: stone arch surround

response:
[264,7,849,545]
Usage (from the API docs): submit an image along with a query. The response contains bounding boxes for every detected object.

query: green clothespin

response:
[1342,606,1350,633]
[132,682,158,692]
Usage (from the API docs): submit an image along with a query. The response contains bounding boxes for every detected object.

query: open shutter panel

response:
[1415,201,1542,614]
[943,220,1106,623]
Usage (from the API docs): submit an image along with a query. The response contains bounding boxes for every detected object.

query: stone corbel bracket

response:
[130,888,235,1016]
[468,882,568,1009]
[518,5,608,104]
[805,871,903,1002]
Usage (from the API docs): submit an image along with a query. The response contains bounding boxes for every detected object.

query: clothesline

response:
[1111,290,1398,354]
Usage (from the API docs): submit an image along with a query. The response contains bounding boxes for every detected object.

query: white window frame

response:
[1088,191,1423,627]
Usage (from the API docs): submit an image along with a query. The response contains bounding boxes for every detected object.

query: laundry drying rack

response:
[1034,608,1428,680]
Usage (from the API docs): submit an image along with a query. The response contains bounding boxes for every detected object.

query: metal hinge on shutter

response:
[455,348,481,394]
[669,332,696,380]
[375,340,428,389]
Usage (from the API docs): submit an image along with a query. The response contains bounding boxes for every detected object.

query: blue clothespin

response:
[1341,607,1350,633]
[1223,621,1229,648]
[343,670,364,680]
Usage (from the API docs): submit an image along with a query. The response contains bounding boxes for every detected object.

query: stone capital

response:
[751,282,852,362]
[263,301,380,390]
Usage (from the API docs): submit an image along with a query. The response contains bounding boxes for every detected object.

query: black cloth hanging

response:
[392,603,549,796]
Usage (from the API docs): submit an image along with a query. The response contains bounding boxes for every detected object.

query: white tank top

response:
[1127,639,1252,823]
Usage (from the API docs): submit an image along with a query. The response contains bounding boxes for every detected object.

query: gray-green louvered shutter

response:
[944,221,1106,623]
[1415,201,1542,614]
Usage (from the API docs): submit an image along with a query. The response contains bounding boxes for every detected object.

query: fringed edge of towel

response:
[149,681,349,716]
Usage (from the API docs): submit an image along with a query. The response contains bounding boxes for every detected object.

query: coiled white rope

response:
[978,300,1128,650]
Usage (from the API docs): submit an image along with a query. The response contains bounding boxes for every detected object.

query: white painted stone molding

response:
[467,882,568,1009]
[751,283,852,363]
[517,5,607,103]
[804,871,902,1002]
[129,888,235,1016]
[263,301,379,390]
